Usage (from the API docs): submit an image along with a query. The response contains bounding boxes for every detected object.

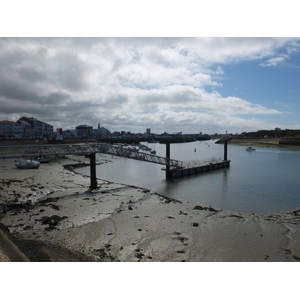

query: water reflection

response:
[77,141,300,214]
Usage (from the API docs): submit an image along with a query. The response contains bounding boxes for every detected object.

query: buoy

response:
[194,148,196,152]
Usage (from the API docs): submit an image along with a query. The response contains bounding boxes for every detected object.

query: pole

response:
[224,139,228,161]
[89,152,98,189]
[165,142,172,178]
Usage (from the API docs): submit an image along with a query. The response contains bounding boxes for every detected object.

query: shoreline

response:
[1,154,300,262]
[227,138,300,150]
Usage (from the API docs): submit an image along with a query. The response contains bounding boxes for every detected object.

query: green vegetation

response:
[241,129,300,138]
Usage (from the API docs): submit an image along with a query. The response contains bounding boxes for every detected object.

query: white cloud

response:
[260,56,286,67]
[0,37,299,134]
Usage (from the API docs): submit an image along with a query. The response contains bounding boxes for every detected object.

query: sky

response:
[1,3,300,135]
[1,37,300,135]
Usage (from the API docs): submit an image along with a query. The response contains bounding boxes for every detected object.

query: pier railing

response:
[0,143,227,171]
[97,144,184,168]
[0,142,230,182]
[0,143,184,168]
[182,157,224,168]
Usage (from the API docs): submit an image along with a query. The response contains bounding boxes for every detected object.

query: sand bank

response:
[1,154,300,262]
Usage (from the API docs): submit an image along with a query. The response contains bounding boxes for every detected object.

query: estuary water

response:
[77,140,300,215]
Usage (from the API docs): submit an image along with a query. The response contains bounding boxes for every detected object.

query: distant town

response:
[0,116,212,142]
[1,116,300,144]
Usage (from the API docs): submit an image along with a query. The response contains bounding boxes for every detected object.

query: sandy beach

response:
[1,153,300,262]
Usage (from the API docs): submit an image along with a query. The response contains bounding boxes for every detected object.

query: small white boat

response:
[15,159,40,169]
[245,146,256,151]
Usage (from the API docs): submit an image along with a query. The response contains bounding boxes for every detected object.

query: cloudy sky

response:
[1,36,300,134]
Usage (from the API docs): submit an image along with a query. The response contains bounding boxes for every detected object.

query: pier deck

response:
[163,159,230,178]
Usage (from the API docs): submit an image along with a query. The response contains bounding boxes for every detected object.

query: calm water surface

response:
[78,140,300,215]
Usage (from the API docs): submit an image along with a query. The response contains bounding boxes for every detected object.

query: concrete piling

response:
[165,142,172,178]
[224,139,228,161]
[89,152,98,189]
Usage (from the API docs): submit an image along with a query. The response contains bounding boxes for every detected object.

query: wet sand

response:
[1,154,300,262]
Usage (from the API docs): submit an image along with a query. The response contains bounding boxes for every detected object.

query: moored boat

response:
[35,156,53,163]
[15,159,40,169]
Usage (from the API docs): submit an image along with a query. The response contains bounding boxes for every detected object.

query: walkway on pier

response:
[0,141,230,187]
[0,143,183,168]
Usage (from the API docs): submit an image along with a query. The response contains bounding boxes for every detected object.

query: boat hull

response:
[15,160,40,169]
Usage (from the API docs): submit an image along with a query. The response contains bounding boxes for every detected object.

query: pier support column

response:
[224,140,228,161]
[89,152,98,189]
[165,142,172,178]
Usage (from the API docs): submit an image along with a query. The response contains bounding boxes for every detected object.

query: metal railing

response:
[182,157,224,168]
[0,143,184,168]
[97,144,183,168]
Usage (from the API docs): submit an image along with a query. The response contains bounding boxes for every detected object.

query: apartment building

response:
[0,121,24,138]
[18,117,54,139]
[75,125,94,138]
[0,117,54,139]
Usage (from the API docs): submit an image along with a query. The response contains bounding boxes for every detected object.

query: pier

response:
[0,140,230,188]
[161,139,230,178]
[163,160,230,178]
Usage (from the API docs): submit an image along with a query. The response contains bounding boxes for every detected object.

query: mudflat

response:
[1,154,300,262]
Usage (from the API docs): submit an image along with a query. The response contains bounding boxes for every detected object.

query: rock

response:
[37,215,68,230]
[193,205,218,212]
[23,225,33,230]
[193,205,204,210]
[177,250,185,254]
[179,211,188,215]
[135,252,144,259]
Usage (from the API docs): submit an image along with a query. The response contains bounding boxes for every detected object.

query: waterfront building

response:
[0,121,24,138]
[93,126,111,138]
[62,129,77,138]
[76,125,94,138]
[18,117,54,139]
[0,117,53,139]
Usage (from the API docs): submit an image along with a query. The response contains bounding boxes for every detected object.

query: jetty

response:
[160,139,230,178]
[0,140,230,188]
